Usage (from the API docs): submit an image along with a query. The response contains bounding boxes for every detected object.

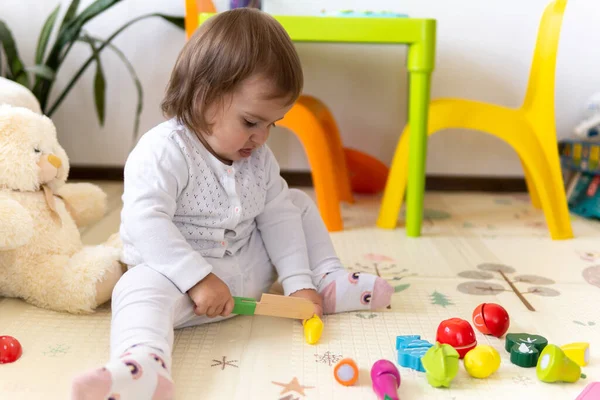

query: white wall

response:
[2,0,599,177]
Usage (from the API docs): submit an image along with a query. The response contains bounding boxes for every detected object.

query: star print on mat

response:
[211,356,238,370]
[272,377,314,396]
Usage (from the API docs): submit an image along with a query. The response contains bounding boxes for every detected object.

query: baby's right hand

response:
[187,273,234,318]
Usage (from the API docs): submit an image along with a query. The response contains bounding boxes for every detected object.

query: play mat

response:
[1,191,599,399]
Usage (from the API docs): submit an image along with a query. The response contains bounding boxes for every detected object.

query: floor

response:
[1,183,599,399]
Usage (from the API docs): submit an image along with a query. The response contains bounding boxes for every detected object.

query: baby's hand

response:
[290,289,323,318]
[187,273,234,318]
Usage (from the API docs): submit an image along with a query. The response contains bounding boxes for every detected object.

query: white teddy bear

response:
[0,77,123,313]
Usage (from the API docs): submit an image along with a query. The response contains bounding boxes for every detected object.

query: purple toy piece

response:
[371,360,401,400]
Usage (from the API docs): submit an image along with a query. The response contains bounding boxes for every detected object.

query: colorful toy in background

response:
[333,358,359,386]
[371,360,401,400]
[328,301,589,396]
[435,318,477,358]
[472,303,510,338]
[577,382,600,399]
[303,315,324,345]
[506,333,548,368]
[421,343,459,387]
[344,148,389,194]
[561,342,590,367]
[395,335,432,372]
[320,10,408,18]
[0,335,22,364]
[230,0,261,9]
[573,92,600,139]
[537,345,581,383]
[463,345,501,378]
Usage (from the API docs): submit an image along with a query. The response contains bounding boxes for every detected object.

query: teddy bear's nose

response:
[47,154,62,168]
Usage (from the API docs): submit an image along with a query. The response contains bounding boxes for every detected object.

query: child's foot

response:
[317,270,393,314]
[71,345,174,400]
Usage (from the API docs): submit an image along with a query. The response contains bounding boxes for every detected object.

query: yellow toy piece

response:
[377,0,573,240]
[463,345,501,379]
[303,314,324,345]
[561,342,590,367]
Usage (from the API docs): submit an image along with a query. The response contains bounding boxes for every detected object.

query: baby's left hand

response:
[290,289,323,318]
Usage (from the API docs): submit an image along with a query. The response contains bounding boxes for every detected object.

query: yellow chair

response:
[377,0,573,240]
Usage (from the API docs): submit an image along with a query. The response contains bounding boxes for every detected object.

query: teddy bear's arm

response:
[0,197,34,250]
[55,183,107,228]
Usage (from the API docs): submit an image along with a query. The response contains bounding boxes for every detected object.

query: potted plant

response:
[0,0,184,141]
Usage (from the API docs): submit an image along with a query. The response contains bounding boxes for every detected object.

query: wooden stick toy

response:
[232,294,314,320]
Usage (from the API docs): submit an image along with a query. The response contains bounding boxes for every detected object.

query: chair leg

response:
[518,145,573,240]
[377,128,410,229]
[278,103,344,232]
[299,96,354,204]
[520,157,542,209]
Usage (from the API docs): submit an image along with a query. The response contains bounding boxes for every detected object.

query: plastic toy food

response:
[536,344,581,383]
[0,336,23,364]
[421,342,459,388]
[472,303,510,338]
[395,335,433,372]
[303,315,324,345]
[576,382,600,399]
[371,359,401,400]
[510,342,540,368]
[505,333,548,353]
[436,318,477,358]
[334,358,359,386]
[561,342,590,367]
[505,333,548,367]
[463,345,501,378]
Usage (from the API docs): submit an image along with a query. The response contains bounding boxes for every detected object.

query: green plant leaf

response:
[35,5,60,65]
[0,20,29,87]
[93,65,106,125]
[34,0,123,110]
[160,15,185,30]
[79,35,106,125]
[26,65,56,80]
[55,0,123,62]
[85,35,143,143]
[58,0,81,33]
[46,13,179,118]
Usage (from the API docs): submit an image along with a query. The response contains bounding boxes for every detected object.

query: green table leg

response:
[405,71,432,237]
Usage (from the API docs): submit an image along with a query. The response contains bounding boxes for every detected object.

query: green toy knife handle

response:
[232,296,257,315]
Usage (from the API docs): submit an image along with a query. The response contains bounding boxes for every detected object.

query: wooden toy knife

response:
[232,294,314,320]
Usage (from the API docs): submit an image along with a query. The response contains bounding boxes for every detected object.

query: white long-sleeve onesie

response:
[119,118,316,296]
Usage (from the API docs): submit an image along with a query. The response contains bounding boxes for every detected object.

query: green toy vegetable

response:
[421,342,460,388]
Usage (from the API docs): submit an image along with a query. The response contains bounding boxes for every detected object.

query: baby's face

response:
[201,74,293,164]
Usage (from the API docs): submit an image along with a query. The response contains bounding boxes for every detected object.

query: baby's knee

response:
[289,189,316,213]
[112,265,177,301]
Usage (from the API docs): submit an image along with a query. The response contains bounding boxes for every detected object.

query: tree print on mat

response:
[430,291,454,307]
[583,266,600,289]
[457,263,559,311]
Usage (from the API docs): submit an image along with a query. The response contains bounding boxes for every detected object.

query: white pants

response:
[110,189,343,364]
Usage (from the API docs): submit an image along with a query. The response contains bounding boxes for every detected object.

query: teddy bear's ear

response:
[0,77,42,114]
[0,104,69,192]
